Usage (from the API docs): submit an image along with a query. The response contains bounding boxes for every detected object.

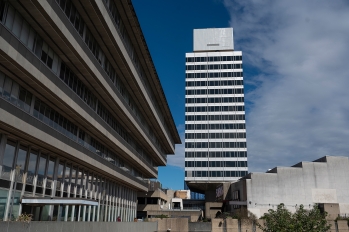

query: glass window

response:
[33,36,43,57]
[46,158,55,189]
[27,28,36,51]
[12,11,23,38]
[16,146,27,181]
[4,5,15,30]
[63,165,71,192]
[26,151,37,185]
[76,169,82,192]
[71,167,77,189]
[19,21,30,45]
[0,72,4,95]
[2,141,16,175]
[37,155,47,187]
[56,162,64,192]
[3,76,12,100]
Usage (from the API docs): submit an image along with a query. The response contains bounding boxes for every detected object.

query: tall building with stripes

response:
[0,0,180,221]
[185,28,248,195]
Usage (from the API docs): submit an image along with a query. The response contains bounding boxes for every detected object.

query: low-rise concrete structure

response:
[137,181,202,221]
[229,156,349,218]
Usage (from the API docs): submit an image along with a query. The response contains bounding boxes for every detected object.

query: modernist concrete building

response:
[137,181,201,221]
[229,156,349,219]
[0,0,180,222]
[185,28,248,195]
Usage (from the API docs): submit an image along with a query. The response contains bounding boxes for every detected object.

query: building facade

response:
[0,0,180,222]
[184,28,248,194]
[229,156,349,219]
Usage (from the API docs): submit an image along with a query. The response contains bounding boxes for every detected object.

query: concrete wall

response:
[149,218,188,232]
[0,221,157,232]
[205,202,223,219]
[212,218,239,232]
[210,219,349,232]
[189,222,211,231]
[236,156,349,218]
[147,210,201,222]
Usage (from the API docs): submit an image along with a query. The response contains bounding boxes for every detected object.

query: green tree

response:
[257,203,331,232]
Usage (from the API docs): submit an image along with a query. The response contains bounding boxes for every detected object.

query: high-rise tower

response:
[185,28,248,194]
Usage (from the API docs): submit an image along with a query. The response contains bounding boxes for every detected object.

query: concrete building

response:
[0,0,180,222]
[137,181,168,219]
[229,156,349,219]
[137,181,202,221]
[184,28,248,195]
[174,190,190,199]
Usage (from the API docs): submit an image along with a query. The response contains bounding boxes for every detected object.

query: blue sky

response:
[132,0,349,190]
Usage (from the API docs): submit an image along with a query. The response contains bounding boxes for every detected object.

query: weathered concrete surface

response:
[322,203,341,220]
[328,220,337,232]
[255,219,265,232]
[205,202,223,219]
[240,219,254,232]
[337,220,349,232]
[149,218,188,232]
[211,218,239,232]
[237,156,349,218]
[0,221,157,232]
[188,222,211,231]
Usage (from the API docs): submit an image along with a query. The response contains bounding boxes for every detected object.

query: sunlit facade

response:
[0,0,180,221]
[185,28,248,193]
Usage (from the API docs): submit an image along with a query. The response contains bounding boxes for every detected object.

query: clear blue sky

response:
[132,0,349,190]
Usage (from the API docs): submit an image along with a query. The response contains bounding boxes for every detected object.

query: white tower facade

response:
[185,28,248,191]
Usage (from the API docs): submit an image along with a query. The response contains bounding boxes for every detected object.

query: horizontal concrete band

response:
[0,98,148,191]
[21,197,98,206]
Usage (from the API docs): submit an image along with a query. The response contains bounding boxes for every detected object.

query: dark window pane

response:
[26,151,37,184]
[2,142,16,172]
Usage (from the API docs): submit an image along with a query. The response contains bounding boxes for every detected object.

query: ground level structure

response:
[229,156,349,218]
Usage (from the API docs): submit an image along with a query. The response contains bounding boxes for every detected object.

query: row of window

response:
[0,2,162,163]
[186,80,243,87]
[185,170,248,178]
[55,0,166,155]
[185,106,245,113]
[185,132,246,139]
[0,73,145,177]
[0,139,136,222]
[56,0,171,141]
[186,72,243,79]
[185,114,245,121]
[185,123,246,130]
[186,64,242,71]
[0,73,32,113]
[186,56,242,63]
[186,88,244,95]
[1,141,136,196]
[185,142,247,149]
[137,197,159,205]
[186,97,244,104]
[185,161,248,168]
[185,151,247,158]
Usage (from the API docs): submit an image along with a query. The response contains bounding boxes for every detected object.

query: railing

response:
[338,213,349,219]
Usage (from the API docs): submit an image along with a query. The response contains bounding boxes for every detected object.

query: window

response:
[64,165,71,192]
[55,162,64,193]
[45,158,55,189]
[37,155,47,188]
[2,141,16,174]
[26,151,38,184]
[16,146,27,181]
